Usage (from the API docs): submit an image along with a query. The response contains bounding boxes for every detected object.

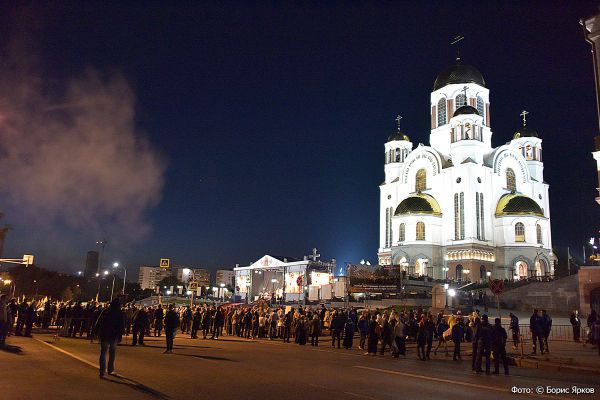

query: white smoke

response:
[0,59,166,263]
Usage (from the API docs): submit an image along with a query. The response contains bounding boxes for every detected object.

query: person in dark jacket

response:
[330,311,343,349]
[530,309,545,355]
[424,314,435,359]
[380,315,394,355]
[365,314,379,356]
[470,316,480,371]
[475,314,492,374]
[132,307,148,346]
[541,310,552,353]
[357,312,368,350]
[416,319,427,361]
[211,307,224,339]
[570,310,581,342]
[509,312,520,349]
[342,316,355,349]
[310,314,321,346]
[434,317,449,356]
[491,317,509,375]
[24,301,37,337]
[163,304,180,353]
[191,308,201,339]
[154,305,164,337]
[94,298,124,377]
[451,317,465,361]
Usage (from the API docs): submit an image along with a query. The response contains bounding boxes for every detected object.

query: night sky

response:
[1,1,599,275]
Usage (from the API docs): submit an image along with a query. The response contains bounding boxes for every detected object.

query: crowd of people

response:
[2,293,600,377]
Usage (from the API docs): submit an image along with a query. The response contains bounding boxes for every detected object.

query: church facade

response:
[377,58,553,282]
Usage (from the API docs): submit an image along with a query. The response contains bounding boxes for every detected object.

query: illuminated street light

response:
[486,271,492,277]
[166,290,172,295]
[448,289,456,297]
[95,273,100,277]
[77,271,83,276]
[113,262,119,268]
[103,270,109,276]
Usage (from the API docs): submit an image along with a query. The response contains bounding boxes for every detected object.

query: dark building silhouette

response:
[85,251,99,278]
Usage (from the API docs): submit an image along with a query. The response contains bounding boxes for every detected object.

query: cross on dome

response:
[520,110,529,127]
[462,85,468,99]
[395,115,402,132]
[451,35,464,61]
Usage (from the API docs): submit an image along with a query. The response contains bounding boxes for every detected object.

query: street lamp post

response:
[95,272,101,302]
[112,262,128,296]
[220,283,225,303]
[444,283,449,308]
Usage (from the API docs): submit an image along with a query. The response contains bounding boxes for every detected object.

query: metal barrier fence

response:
[501,323,580,342]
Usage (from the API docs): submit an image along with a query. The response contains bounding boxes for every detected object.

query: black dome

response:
[513,127,539,139]
[453,105,479,117]
[388,132,410,142]
[433,62,485,91]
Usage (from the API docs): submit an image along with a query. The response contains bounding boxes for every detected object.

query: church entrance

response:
[415,258,429,277]
[516,261,528,280]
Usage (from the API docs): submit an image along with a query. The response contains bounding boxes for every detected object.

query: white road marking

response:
[343,391,379,400]
[35,338,98,369]
[352,366,577,400]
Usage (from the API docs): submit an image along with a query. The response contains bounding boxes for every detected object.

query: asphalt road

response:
[1,332,598,400]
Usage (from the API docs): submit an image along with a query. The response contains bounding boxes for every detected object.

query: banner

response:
[347,264,401,294]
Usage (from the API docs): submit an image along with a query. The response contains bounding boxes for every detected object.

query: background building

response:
[138,265,172,290]
[175,267,210,288]
[84,251,99,278]
[216,269,235,287]
[378,56,553,282]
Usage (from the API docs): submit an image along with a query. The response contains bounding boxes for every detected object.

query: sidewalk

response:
[508,340,600,374]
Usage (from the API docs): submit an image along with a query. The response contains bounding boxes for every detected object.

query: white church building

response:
[377,57,553,282]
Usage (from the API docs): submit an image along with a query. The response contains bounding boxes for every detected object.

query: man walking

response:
[164,304,179,354]
[451,316,465,361]
[132,307,148,346]
[94,298,124,378]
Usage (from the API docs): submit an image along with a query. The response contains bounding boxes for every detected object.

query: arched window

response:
[455,265,463,281]
[480,265,486,280]
[515,222,525,242]
[399,223,405,242]
[437,98,446,126]
[416,222,425,240]
[456,93,466,108]
[395,148,401,162]
[506,168,516,192]
[536,224,543,245]
[476,96,484,120]
[415,169,426,192]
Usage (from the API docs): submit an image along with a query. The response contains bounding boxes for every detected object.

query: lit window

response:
[437,98,446,126]
[456,94,466,108]
[536,224,543,245]
[506,168,516,192]
[416,169,426,192]
[515,222,525,242]
[395,148,401,162]
[416,222,425,241]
